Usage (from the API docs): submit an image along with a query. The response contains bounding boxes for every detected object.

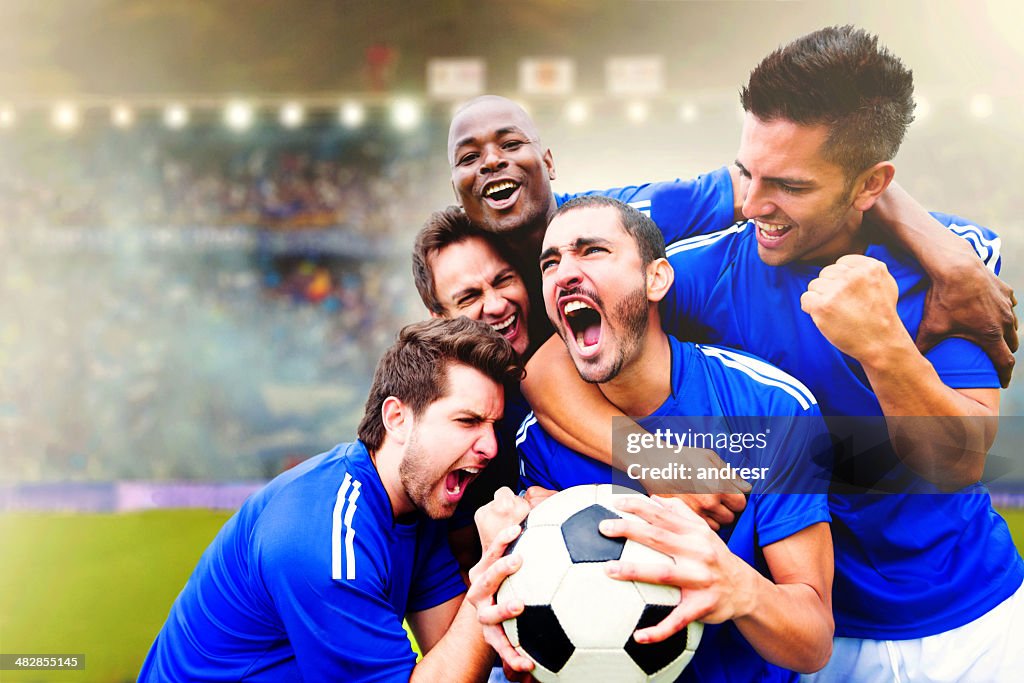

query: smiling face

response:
[398,362,504,519]
[539,206,651,384]
[448,97,557,236]
[736,113,863,266]
[429,235,531,356]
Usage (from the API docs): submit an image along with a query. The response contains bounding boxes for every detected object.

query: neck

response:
[600,320,672,417]
[504,195,558,270]
[805,211,869,266]
[369,440,414,519]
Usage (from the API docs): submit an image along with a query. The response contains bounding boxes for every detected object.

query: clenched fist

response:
[800,254,907,363]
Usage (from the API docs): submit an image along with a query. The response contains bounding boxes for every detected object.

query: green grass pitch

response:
[2,507,1022,682]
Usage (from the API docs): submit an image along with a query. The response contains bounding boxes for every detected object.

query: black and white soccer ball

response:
[498,484,702,682]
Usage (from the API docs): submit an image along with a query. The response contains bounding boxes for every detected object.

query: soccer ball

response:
[498,484,702,682]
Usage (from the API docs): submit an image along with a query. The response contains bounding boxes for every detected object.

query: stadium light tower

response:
[280,102,305,128]
[340,101,365,128]
[164,104,189,129]
[225,101,254,131]
[0,106,14,128]
[391,99,421,131]
[112,104,135,128]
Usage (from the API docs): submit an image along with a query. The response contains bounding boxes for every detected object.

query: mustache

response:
[556,286,604,309]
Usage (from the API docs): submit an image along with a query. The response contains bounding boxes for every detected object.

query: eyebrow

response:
[453,409,497,423]
[453,126,530,151]
[539,237,612,264]
[734,160,815,187]
[448,267,516,303]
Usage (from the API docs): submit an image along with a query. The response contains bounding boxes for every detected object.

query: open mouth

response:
[562,299,603,358]
[482,180,521,207]
[444,466,481,501]
[755,220,793,243]
[490,312,519,340]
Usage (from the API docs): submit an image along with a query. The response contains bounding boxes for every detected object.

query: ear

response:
[543,148,557,181]
[645,258,675,304]
[428,309,444,320]
[381,396,411,445]
[850,162,895,212]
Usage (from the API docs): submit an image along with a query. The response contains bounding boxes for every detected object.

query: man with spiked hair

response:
[524,26,1023,681]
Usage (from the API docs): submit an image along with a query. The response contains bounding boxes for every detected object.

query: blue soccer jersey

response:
[140,441,465,682]
[654,168,1023,639]
[517,335,832,683]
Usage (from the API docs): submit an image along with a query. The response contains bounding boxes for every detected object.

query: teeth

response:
[756,220,790,234]
[463,467,481,475]
[485,180,517,197]
[490,314,515,332]
[563,300,593,316]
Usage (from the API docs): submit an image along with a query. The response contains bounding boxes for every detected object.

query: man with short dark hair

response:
[141,317,522,682]
[477,196,835,681]
[446,95,1016,383]
[413,206,534,358]
[527,26,1023,681]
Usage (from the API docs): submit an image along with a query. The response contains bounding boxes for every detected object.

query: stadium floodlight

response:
[969,93,993,119]
[565,100,589,125]
[391,99,421,131]
[225,101,254,131]
[164,104,189,129]
[52,103,80,131]
[340,101,365,128]
[679,102,699,123]
[112,104,134,128]
[0,106,14,128]
[280,102,305,128]
[625,100,648,124]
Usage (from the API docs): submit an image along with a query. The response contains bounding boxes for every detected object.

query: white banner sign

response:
[427,58,486,98]
[519,58,575,95]
[606,56,665,96]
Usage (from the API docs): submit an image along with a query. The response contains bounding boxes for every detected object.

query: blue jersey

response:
[556,166,736,245]
[517,335,832,683]
[140,441,465,681]
[655,168,1023,639]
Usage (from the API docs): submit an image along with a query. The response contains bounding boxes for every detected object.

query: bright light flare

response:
[280,102,304,128]
[566,100,589,124]
[679,103,699,123]
[164,104,189,129]
[969,93,993,119]
[225,101,254,131]
[0,106,14,128]
[340,101,365,128]
[391,99,421,131]
[626,101,648,124]
[112,104,134,128]
[52,103,79,131]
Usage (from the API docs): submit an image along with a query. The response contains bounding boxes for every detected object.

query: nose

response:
[481,288,507,318]
[553,253,583,291]
[476,425,499,461]
[480,144,508,174]
[741,178,773,220]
